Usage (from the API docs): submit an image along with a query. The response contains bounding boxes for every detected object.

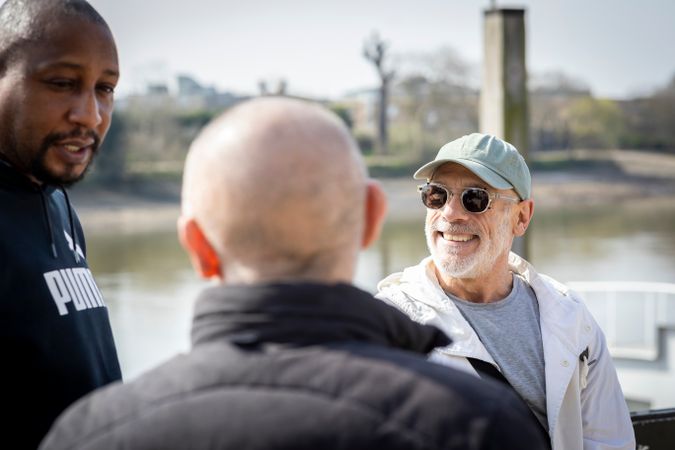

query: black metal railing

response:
[632,408,675,450]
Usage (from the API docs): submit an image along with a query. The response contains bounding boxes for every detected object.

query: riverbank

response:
[71,149,675,231]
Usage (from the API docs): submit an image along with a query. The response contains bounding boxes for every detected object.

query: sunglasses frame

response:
[418,182,520,214]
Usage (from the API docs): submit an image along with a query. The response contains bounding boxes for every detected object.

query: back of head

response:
[182,97,368,283]
[0,0,108,71]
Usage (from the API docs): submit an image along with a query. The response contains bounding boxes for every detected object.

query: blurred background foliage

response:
[90,45,675,186]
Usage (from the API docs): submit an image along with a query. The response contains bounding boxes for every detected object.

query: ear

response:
[177,216,223,280]
[513,199,535,237]
[361,179,388,249]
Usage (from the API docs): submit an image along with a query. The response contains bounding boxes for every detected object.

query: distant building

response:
[147,84,170,96]
[175,74,243,110]
[121,74,248,113]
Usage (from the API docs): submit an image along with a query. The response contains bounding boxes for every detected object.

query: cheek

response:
[0,88,20,126]
[0,98,30,147]
[480,214,506,241]
[490,210,516,241]
[0,81,54,150]
[21,93,66,132]
[425,209,441,224]
[505,209,520,234]
[424,211,438,233]
[97,103,114,134]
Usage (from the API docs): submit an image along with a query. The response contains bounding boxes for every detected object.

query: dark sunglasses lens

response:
[462,189,490,213]
[421,185,447,209]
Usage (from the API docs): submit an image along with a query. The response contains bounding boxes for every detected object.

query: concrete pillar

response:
[480,8,530,259]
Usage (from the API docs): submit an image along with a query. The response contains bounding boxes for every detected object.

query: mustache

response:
[44,128,101,152]
[430,219,480,235]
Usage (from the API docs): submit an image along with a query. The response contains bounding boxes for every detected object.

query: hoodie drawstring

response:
[60,187,80,263]
[39,188,58,259]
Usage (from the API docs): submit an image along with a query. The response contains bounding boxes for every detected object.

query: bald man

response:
[42,98,547,450]
[0,1,121,448]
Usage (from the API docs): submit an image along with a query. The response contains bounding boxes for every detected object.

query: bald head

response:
[0,0,109,72]
[182,97,380,284]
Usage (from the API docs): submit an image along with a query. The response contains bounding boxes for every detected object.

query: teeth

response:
[442,233,474,242]
[64,145,81,152]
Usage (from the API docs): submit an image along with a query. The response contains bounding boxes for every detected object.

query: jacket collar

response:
[379,252,574,314]
[191,282,451,354]
[378,256,496,361]
[377,252,590,358]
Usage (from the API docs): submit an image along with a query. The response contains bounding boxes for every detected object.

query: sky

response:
[62,1,675,99]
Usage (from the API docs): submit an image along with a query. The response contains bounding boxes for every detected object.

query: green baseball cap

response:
[414,133,531,200]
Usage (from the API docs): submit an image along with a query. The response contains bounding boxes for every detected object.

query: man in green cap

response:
[377,133,634,450]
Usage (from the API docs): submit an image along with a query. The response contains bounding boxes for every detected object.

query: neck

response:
[435,261,513,304]
[222,259,355,286]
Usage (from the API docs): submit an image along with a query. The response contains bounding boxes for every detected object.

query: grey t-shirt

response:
[449,274,548,431]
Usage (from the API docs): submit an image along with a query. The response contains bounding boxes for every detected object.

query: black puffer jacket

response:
[41,283,547,450]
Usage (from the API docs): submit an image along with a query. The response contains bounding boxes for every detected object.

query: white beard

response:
[426,210,513,279]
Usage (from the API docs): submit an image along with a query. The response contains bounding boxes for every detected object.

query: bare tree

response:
[258,78,288,96]
[395,47,478,157]
[363,33,395,155]
[258,80,268,96]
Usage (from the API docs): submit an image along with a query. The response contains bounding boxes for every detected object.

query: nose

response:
[440,190,469,221]
[68,91,103,129]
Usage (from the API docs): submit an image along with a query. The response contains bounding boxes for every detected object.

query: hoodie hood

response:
[0,159,80,260]
[0,157,50,191]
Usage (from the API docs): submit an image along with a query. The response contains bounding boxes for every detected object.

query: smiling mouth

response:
[58,138,95,152]
[63,144,87,153]
[50,141,94,166]
[439,231,478,242]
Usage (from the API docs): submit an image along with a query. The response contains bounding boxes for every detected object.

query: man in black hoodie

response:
[42,97,548,449]
[0,1,122,448]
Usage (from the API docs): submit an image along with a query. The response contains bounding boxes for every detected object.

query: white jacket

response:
[377,252,635,450]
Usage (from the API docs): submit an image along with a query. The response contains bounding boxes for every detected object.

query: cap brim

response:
[413,158,513,191]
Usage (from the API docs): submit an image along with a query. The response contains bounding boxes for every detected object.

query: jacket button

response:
[561,360,569,367]
[585,325,591,332]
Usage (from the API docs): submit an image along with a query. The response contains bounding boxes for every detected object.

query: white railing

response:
[567,281,675,361]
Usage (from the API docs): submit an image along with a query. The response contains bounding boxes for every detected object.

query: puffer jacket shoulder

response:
[41,338,549,450]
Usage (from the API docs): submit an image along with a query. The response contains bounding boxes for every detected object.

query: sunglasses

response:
[418,182,520,214]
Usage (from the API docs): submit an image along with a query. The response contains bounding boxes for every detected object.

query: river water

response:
[86,199,675,410]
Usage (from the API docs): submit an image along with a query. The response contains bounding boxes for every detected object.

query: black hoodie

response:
[0,161,121,449]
